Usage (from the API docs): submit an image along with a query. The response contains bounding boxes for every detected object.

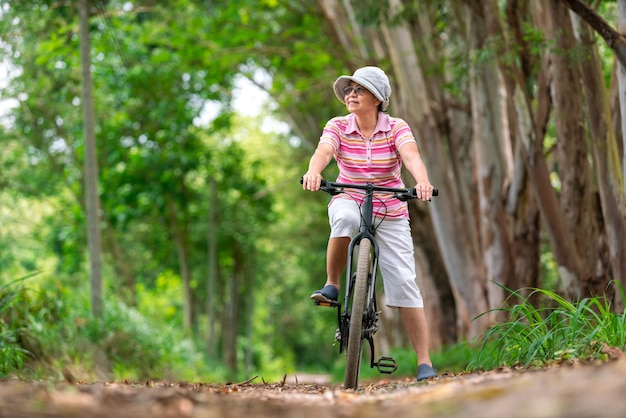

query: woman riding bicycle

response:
[301,66,437,382]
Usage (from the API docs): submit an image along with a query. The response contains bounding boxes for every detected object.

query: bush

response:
[0,274,38,376]
[0,274,227,382]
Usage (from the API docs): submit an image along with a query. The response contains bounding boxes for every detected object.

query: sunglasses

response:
[342,85,367,97]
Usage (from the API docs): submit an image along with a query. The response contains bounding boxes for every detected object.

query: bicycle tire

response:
[344,238,371,389]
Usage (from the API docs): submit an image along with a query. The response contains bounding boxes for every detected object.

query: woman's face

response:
[343,82,381,113]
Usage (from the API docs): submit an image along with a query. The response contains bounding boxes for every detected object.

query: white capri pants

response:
[329,198,424,308]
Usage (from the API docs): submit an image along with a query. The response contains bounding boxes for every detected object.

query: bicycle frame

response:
[314,180,437,388]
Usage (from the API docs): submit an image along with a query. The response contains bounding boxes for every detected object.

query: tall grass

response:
[331,282,626,381]
[472,282,626,370]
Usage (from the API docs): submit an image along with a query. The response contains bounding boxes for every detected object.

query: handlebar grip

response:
[300,177,328,186]
[395,188,439,201]
[408,188,439,196]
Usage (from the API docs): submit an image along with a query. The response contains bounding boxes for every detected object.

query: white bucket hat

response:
[333,66,391,111]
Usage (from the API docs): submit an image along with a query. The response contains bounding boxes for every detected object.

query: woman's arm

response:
[398,141,434,201]
[302,142,335,191]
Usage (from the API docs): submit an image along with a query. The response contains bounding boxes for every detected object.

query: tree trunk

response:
[620,0,626,196]
[512,76,582,289]
[543,0,600,300]
[78,0,103,318]
[207,177,218,358]
[468,5,514,311]
[244,256,254,375]
[572,13,626,307]
[477,0,546,303]
[166,194,195,332]
[507,0,583,298]
[222,239,242,372]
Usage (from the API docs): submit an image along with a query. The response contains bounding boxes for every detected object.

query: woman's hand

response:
[414,181,435,201]
[302,172,323,191]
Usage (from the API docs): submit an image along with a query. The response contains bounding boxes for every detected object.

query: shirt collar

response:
[346,112,391,134]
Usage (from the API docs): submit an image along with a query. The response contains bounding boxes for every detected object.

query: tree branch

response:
[559,0,626,69]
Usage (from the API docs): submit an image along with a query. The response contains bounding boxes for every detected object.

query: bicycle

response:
[303,178,438,389]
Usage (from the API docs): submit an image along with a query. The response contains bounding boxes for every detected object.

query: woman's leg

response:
[376,218,436,378]
[325,236,350,289]
[399,307,432,367]
[311,199,359,301]
[324,199,360,289]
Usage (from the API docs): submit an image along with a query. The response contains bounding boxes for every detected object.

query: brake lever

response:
[321,181,344,196]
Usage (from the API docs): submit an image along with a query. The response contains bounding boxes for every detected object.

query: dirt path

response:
[1,360,625,418]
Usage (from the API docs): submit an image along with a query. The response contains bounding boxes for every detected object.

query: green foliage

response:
[472,283,626,371]
[1,273,229,382]
[431,340,477,373]
[136,270,184,325]
[0,275,37,376]
[540,249,559,291]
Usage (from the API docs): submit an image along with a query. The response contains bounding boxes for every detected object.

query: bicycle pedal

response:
[374,356,398,374]
[314,300,340,308]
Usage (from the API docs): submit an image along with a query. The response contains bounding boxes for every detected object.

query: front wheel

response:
[344,238,371,389]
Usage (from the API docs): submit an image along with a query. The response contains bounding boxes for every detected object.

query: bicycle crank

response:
[374,356,398,374]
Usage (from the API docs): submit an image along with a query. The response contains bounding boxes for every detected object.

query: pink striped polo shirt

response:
[320,112,417,219]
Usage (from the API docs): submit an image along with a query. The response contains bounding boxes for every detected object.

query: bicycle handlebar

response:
[300,178,439,201]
